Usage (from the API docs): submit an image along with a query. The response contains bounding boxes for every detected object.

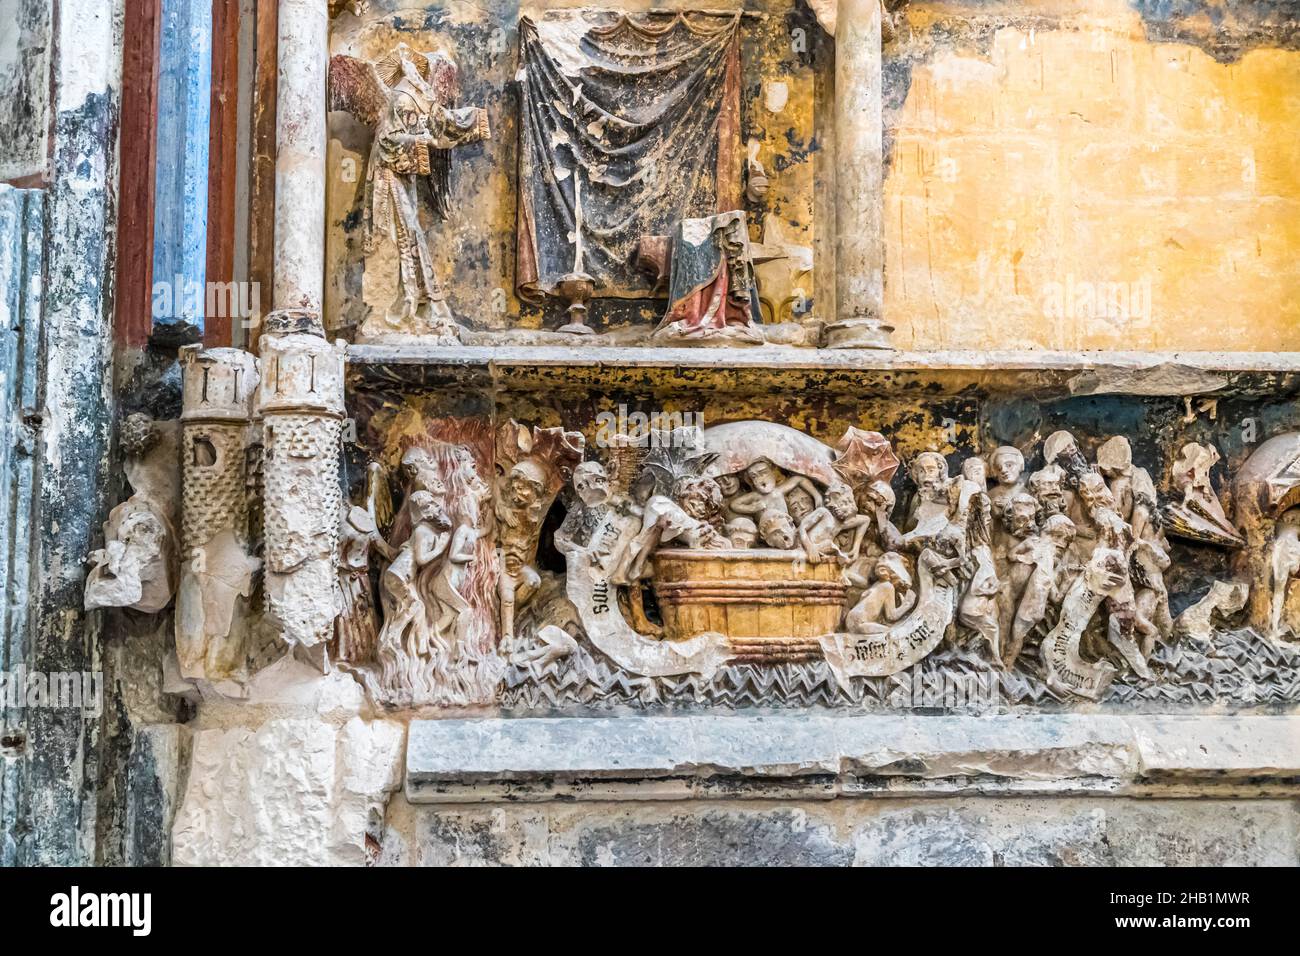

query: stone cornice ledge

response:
[404,714,1300,803]
[348,346,1300,399]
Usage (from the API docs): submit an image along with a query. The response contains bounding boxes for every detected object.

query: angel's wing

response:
[329,54,388,127]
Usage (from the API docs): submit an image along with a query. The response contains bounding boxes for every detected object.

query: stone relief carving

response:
[175,346,261,680]
[349,438,500,708]
[258,310,347,657]
[86,414,180,615]
[1165,442,1245,548]
[1231,432,1300,637]
[330,45,490,342]
[494,421,584,648]
[495,420,1299,708]
[333,463,394,665]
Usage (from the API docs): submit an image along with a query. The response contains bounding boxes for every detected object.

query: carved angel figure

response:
[330,45,491,340]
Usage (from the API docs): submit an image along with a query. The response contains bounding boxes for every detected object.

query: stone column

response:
[274,0,328,313]
[825,0,892,350]
[258,310,346,653]
[176,346,261,680]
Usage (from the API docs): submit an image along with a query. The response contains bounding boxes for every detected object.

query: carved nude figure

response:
[624,476,729,580]
[334,502,394,664]
[1077,472,1159,678]
[1006,513,1076,667]
[902,452,953,547]
[995,493,1042,664]
[377,491,451,696]
[797,483,871,563]
[952,459,1002,661]
[1028,464,1070,522]
[986,445,1027,521]
[1269,511,1300,638]
[426,464,486,661]
[729,458,823,519]
[844,552,916,634]
[497,459,547,647]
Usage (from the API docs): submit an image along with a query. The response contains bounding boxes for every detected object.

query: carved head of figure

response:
[1028,464,1068,517]
[1042,514,1077,551]
[409,490,451,531]
[787,485,817,523]
[676,476,724,526]
[121,413,158,459]
[1096,436,1134,478]
[1078,471,1117,513]
[825,482,858,521]
[394,90,423,132]
[744,458,782,495]
[1006,493,1040,538]
[725,516,758,549]
[988,446,1025,486]
[859,479,897,516]
[715,473,741,498]
[745,160,770,205]
[874,551,912,591]
[1044,430,1090,484]
[402,448,447,498]
[572,461,610,508]
[961,456,988,490]
[507,459,547,511]
[910,452,949,498]
[758,509,797,550]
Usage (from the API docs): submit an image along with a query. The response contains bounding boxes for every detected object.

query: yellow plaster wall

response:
[886,0,1300,351]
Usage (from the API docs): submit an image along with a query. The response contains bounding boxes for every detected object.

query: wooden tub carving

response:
[651,548,847,663]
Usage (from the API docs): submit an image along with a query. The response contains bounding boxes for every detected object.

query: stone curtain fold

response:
[516,11,742,301]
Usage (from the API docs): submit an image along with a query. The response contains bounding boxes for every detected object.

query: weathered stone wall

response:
[884,0,1300,350]
[0,0,126,867]
[0,0,53,183]
[325,0,1300,350]
[384,796,1300,867]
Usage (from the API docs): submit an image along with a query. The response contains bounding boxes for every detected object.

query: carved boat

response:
[651,548,846,662]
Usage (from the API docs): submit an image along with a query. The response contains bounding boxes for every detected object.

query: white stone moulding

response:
[347,345,1300,398]
[404,714,1300,804]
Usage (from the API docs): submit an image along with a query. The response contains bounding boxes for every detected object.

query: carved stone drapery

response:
[516,11,743,303]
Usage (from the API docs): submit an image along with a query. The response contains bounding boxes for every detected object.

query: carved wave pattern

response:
[500,626,1300,712]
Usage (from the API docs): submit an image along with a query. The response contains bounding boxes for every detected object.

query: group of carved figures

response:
[86,391,1300,704]
[537,420,1297,700]
[331,20,811,346]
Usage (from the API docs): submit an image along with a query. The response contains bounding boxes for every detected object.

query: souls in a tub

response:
[704,457,877,562]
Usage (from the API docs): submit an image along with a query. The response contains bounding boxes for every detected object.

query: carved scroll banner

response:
[565,511,732,679]
[516,11,742,300]
[1039,556,1121,701]
[820,555,957,688]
